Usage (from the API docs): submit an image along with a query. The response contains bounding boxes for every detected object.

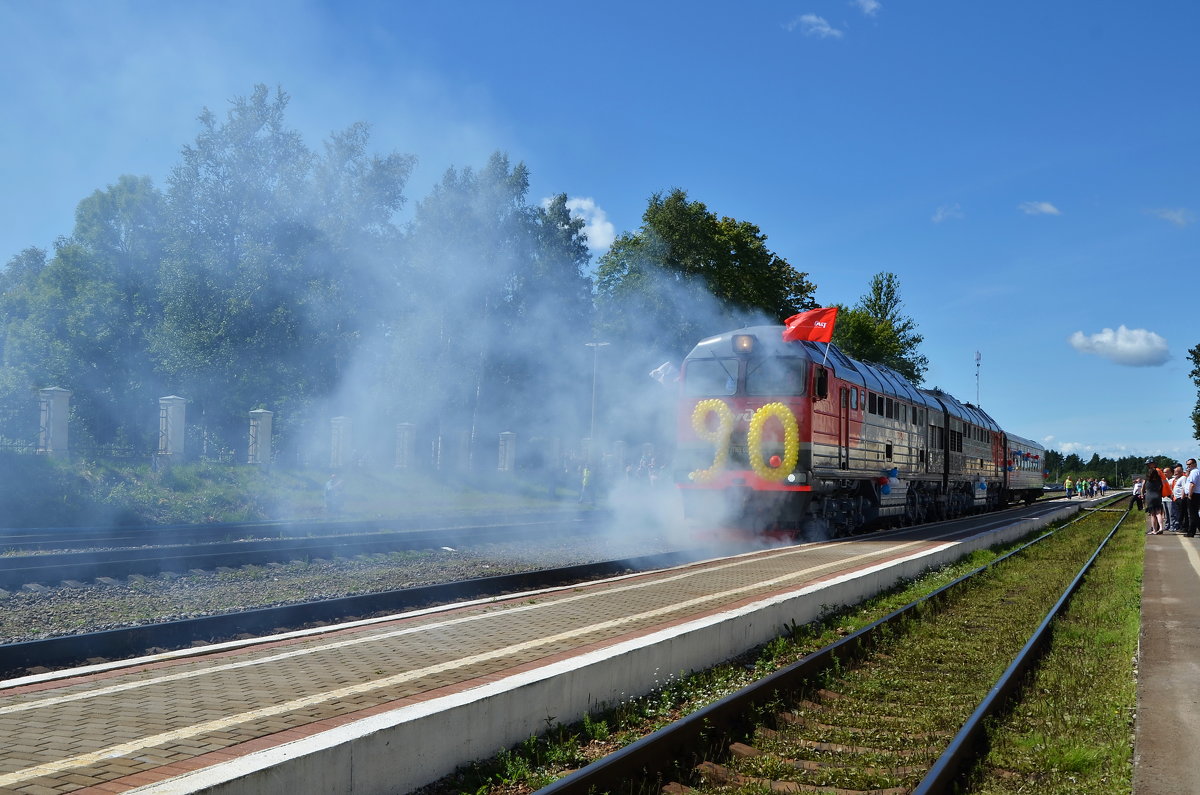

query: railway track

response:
[0,508,591,552]
[0,511,605,590]
[534,496,1129,795]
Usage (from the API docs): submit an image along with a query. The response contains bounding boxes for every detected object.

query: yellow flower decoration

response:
[688,399,734,483]
[747,402,799,482]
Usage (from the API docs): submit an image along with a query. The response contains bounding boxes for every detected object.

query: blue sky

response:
[1,0,1197,462]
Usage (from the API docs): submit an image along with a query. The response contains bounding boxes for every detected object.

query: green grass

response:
[965,511,1141,793]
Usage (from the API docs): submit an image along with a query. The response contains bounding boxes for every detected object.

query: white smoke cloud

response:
[1068,325,1170,367]
[561,196,616,255]
[1018,201,1061,216]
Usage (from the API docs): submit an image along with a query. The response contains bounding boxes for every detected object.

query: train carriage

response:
[674,325,1046,537]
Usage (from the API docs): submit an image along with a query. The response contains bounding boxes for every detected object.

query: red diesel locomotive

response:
[674,325,1046,537]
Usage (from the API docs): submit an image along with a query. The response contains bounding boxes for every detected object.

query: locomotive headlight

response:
[733,334,756,355]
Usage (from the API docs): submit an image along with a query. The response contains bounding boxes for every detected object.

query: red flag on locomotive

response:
[781,307,838,343]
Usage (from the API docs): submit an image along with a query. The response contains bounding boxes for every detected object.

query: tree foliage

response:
[595,189,816,357]
[0,85,601,465]
[1044,447,1163,488]
[1188,343,1200,442]
[832,272,928,384]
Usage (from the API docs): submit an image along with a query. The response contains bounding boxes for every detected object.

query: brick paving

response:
[0,529,968,794]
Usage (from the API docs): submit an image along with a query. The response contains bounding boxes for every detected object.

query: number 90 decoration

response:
[689,400,799,483]
[747,402,799,481]
[688,399,734,482]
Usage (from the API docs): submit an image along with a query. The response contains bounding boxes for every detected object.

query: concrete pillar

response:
[38,387,71,458]
[330,416,351,469]
[395,423,416,470]
[158,396,187,458]
[498,432,517,472]
[248,409,273,465]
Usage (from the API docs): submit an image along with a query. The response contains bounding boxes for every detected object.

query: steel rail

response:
[910,495,1131,792]
[0,508,598,551]
[0,520,602,589]
[534,495,1125,795]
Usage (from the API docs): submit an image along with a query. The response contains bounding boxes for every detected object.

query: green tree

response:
[595,189,816,356]
[1189,343,1200,441]
[153,85,415,456]
[68,176,167,448]
[397,158,599,467]
[832,272,928,384]
[0,177,169,451]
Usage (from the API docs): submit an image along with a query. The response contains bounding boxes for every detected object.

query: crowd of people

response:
[1063,476,1107,498]
[1129,458,1200,536]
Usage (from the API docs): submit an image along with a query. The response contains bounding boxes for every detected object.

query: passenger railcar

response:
[674,325,1046,537]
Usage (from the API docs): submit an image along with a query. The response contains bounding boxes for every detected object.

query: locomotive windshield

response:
[746,356,807,396]
[683,358,738,396]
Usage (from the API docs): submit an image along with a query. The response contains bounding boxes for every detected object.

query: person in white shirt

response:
[1184,458,1200,538]
[1170,466,1187,532]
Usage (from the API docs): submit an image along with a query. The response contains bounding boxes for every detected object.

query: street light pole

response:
[585,342,609,462]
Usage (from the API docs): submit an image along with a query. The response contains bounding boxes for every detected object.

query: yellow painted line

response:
[0,528,977,787]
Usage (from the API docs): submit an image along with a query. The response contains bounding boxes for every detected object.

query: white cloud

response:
[1018,201,1061,215]
[787,14,844,38]
[932,203,964,223]
[562,197,616,255]
[1148,207,1195,227]
[853,0,882,16]
[1068,325,1170,367]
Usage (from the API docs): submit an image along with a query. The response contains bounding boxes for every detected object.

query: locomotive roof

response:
[1001,431,1045,455]
[686,326,940,409]
[685,326,1010,434]
[920,387,1001,431]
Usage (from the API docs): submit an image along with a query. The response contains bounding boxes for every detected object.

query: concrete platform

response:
[0,505,1073,795]
[1136,532,1200,794]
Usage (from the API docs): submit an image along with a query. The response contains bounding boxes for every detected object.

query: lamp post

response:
[584,341,609,462]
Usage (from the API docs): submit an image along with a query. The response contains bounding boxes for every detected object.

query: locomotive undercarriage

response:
[683,473,1013,540]
[801,475,1006,536]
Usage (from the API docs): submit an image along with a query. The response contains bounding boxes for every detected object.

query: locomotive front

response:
[674,327,817,531]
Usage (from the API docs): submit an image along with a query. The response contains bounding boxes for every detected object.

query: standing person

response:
[1132,477,1145,511]
[1185,458,1200,538]
[1165,466,1181,532]
[1144,462,1166,534]
[578,464,592,504]
[1064,475,1075,499]
[1172,465,1188,533]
